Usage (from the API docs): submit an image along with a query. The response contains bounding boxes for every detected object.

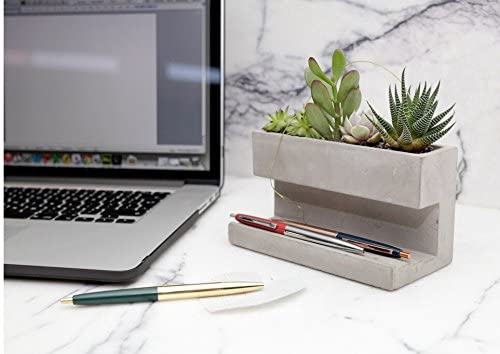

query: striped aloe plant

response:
[367,69,455,152]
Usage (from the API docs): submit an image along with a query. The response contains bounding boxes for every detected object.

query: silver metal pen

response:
[231,213,364,255]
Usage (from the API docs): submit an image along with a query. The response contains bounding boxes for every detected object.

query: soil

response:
[359,141,435,154]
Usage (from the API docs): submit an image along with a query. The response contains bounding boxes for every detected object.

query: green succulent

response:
[262,107,294,133]
[367,69,455,152]
[304,49,362,141]
[285,109,322,139]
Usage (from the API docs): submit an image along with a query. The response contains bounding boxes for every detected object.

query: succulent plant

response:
[304,49,362,141]
[341,111,381,144]
[285,108,322,139]
[367,69,455,152]
[262,107,294,133]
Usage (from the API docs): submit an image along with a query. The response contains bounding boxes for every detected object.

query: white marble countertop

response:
[5,176,500,354]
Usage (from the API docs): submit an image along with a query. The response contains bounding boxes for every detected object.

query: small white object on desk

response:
[199,273,305,312]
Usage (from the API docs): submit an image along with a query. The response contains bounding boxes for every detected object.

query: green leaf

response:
[426,114,454,136]
[400,69,412,126]
[308,58,333,86]
[429,103,456,128]
[351,125,371,140]
[332,49,346,83]
[342,88,362,118]
[412,104,434,137]
[388,86,399,130]
[305,103,332,139]
[426,81,441,110]
[338,70,360,103]
[398,123,413,146]
[421,122,455,145]
[367,102,397,139]
[304,67,321,87]
[311,81,335,117]
[413,83,422,106]
[411,86,432,129]
[393,84,403,135]
[367,115,399,148]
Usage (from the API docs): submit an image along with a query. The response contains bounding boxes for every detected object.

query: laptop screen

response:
[4,0,216,172]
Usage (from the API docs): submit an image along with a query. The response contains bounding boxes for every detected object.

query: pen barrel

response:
[72,287,158,305]
[285,226,363,254]
[336,232,402,258]
[157,282,262,301]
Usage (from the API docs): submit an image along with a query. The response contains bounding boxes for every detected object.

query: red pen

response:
[230,213,364,254]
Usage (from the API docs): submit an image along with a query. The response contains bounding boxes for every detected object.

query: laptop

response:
[4,0,224,282]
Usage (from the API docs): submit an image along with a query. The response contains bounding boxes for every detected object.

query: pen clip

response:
[238,215,277,230]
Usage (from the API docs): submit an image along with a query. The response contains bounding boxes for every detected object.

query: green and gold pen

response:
[60,282,264,306]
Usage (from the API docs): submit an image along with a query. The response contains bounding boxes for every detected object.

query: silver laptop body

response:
[4,0,224,282]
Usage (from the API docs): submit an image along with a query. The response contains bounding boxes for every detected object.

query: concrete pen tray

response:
[229,131,458,290]
[229,222,436,290]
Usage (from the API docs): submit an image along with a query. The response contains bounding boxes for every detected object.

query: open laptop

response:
[4,0,224,282]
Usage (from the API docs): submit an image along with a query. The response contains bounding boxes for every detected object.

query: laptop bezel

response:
[4,0,223,187]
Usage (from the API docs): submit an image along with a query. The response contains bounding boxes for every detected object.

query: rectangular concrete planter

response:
[229,131,458,290]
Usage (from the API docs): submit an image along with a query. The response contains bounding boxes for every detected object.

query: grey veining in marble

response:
[225,0,500,208]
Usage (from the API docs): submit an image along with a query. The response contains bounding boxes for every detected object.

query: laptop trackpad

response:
[4,222,147,271]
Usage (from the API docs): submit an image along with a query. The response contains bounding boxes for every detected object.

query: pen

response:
[273,218,411,259]
[60,282,264,306]
[231,213,364,255]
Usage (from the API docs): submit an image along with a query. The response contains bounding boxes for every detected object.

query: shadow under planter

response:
[229,131,458,290]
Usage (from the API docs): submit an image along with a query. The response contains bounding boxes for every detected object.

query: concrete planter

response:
[229,131,458,290]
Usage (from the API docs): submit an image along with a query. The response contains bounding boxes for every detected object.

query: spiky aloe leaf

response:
[412,89,434,136]
[429,104,455,128]
[420,122,455,146]
[398,123,413,146]
[426,82,440,111]
[332,49,346,83]
[367,102,397,139]
[308,58,333,86]
[412,83,422,111]
[338,70,360,103]
[304,103,332,139]
[412,84,430,123]
[342,88,362,118]
[366,114,399,148]
[401,70,414,129]
[388,86,399,131]
[311,81,335,117]
[426,114,454,136]
[393,84,403,135]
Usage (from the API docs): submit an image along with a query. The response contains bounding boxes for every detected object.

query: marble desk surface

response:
[5,176,500,354]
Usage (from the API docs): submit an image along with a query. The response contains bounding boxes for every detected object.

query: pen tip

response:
[245,282,264,289]
[400,251,411,260]
[60,297,73,305]
[229,213,236,218]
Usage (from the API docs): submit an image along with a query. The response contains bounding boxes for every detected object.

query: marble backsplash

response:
[224,0,500,209]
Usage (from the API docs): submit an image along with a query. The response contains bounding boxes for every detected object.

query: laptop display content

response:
[4,0,214,172]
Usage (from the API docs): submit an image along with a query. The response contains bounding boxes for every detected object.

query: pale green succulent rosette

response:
[285,109,322,139]
[341,111,381,145]
[262,107,295,133]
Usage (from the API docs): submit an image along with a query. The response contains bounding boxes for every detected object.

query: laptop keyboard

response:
[4,187,169,224]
